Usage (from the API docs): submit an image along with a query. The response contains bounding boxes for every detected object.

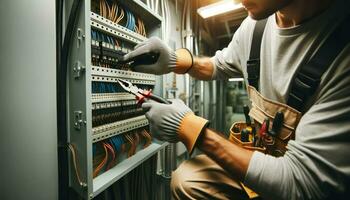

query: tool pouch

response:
[228,86,302,157]
[247,86,302,156]
[228,121,266,153]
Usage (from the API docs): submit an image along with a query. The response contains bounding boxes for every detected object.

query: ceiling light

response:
[197,0,244,19]
[228,78,244,82]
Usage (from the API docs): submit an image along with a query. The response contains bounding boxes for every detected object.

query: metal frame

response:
[92,115,149,142]
[67,0,166,199]
[91,12,146,44]
[92,93,135,103]
[66,0,93,197]
[91,66,156,81]
[92,142,168,197]
[92,75,155,85]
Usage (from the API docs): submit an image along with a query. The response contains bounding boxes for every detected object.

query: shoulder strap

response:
[247,19,268,90]
[287,14,350,112]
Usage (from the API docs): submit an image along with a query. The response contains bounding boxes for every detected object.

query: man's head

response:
[238,0,293,20]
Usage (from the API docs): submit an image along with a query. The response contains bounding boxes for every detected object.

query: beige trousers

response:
[171,154,250,200]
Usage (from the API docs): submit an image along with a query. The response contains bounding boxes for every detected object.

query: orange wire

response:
[125,134,135,157]
[114,38,120,47]
[142,129,152,147]
[68,144,86,186]
[93,143,108,178]
[105,142,116,170]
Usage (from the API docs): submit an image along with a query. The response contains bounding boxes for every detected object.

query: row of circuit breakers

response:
[89,0,155,179]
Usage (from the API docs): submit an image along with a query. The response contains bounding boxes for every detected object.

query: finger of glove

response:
[123,44,151,62]
[141,100,160,109]
[134,41,147,49]
[169,99,185,106]
[132,64,163,75]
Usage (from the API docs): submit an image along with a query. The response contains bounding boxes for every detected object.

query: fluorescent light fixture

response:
[197,0,243,19]
[228,78,244,82]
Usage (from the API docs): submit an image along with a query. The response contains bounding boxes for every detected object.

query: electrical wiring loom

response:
[91,29,134,70]
[92,0,147,37]
[93,153,158,200]
[91,81,153,127]
[65,0,163,197]
[92,129,152,178]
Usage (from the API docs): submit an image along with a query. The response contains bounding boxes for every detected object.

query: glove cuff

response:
[177,113,209,154]
[173,48,193,74]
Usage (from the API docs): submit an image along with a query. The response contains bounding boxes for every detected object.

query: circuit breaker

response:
[65,0,166,198]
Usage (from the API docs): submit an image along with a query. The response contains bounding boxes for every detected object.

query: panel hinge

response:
[73,61,86,79]
[73,111,86,130]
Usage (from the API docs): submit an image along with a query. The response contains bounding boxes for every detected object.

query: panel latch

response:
[74,111,85,130]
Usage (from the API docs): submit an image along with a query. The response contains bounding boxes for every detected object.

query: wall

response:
[0,1,58,199]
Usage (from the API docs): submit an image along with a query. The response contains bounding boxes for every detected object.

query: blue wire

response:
[125,10,130,29]
[109,36,115,46]
[96,32,101,42]
[93,30,97,40]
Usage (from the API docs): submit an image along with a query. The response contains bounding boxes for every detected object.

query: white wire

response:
[161,0,166,41]
[150,0,154,11]
[165,0,171,44]
[147,0,151,9]
[155,0,159,14]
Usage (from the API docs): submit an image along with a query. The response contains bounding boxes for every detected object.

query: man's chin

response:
[247,11,272,20]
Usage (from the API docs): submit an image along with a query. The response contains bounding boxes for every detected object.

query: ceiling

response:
[197,0,248,50]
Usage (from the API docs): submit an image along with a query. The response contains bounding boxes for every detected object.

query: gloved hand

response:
[123,37,193,75]
[142,99,209,154]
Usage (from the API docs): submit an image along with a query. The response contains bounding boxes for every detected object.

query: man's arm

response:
[196,128,253,180]
[186,57,214,81]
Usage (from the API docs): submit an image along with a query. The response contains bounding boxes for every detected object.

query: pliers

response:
[117,78,171,105]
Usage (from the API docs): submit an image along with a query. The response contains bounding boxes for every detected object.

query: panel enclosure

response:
[65,0,165,199]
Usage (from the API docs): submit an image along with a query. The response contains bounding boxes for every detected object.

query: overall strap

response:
[287,14,350,112]
[247,19,268,90]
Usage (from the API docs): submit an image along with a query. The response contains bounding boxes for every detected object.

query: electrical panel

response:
[65,0,165,198]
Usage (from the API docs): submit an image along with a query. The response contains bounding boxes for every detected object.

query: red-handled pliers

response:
[117,78,171,105]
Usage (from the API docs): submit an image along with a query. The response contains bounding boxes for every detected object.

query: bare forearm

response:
[187,57,214,80]
[197,128,253,180]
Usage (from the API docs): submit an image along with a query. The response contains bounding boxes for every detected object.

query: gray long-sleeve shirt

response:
[211,0,350,199]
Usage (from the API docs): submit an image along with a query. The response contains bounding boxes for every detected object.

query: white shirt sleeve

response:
[211,18,255,80]
[243,49,350,199]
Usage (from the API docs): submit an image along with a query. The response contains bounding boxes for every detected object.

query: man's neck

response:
[276,0,333,28]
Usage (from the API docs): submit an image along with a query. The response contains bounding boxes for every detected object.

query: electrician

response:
[123,0,350,199]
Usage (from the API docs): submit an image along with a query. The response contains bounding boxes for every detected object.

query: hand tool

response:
[241,129,250,142]
[257,118,269,147]
[251,126,257,145]
[117,51,160,66]
[117,78,171,104]
[243,105,252,126]
[268,112,284,137]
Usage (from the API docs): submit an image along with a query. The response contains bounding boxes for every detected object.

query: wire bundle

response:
[97,0,146,36]
[92,82,153,94]
[93,129,152,178]
[91,30,119,49]
[92,104,144,127]
[125,8,134,31]
[135,18,146,37]
[68,144,87,187]
[91,29,136,69]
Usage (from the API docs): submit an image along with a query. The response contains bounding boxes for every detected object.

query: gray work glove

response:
[142,99,192,142]
[123,37,177,75]
[142,99,209,154]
